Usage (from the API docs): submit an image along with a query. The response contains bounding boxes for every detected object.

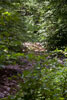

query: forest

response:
[0,0,67,100]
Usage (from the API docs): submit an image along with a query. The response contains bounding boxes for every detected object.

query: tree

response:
[45,0,67,50]
[0,0,27,53]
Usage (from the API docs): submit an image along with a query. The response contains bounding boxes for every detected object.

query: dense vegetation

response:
[0,0,67,100]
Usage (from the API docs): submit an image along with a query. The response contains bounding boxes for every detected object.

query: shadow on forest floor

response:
[0,42,66,98]
[0,42,45,98]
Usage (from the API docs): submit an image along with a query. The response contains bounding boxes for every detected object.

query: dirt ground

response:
[0,42,45,98]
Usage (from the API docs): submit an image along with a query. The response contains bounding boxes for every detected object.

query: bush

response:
[45,0,67,50]
[1,53,67,100]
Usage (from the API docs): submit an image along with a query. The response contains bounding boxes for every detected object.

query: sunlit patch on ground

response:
[23,42,45,52]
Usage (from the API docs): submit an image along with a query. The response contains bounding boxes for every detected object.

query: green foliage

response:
[0,0,67,55]
[0,0,46,66]
[0,0,67,99]
[44,0,67,50]
[1,53,67,100]
[0,0,28,54]
[13,58,67,100]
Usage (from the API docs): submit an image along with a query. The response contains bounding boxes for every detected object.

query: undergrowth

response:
[0,49,67,100]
